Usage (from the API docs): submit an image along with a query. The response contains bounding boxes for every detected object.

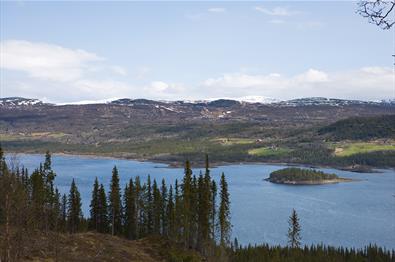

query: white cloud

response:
[0,40,103,82]
[1,40,393,103]
[200,67,394,101]
[255,6,299,16]
[208,8,226,13]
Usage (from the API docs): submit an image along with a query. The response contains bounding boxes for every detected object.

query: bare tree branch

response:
[357,0,395,29]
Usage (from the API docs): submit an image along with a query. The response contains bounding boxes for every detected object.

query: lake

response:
[6,153,395,249]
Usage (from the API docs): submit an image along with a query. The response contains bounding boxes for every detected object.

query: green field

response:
[248,147,292,157]
[212,137,256,146]
[333,142,395,157]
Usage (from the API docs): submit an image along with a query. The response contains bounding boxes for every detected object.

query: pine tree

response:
[219,173,231,246]
[98,184,109,233]
[174,179,182,242]
[152,179,161,235]
[30,168,45,229]
[160,179,168,236]
[123,178,137,239]
[210,179,217,241]
[60,194,67,232]
[167,184,175,239]
[89,177,100,231]
[197,174,208,250]
[146,175,153,234]
[67,178,82,234]
[182,160,193,247]
[109,166,122,236]
[189,175,198,248]
[288,209,301,248]
[134,176,143,238]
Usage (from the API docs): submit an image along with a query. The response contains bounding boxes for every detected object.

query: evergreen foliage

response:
[109,166,122,236]
[288,209,301,248]
[0,148,393,261]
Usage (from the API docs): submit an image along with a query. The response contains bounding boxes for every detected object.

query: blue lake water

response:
[6,153,395,249]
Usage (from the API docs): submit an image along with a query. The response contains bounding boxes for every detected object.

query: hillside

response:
[318,115,395,140]
[1,97,395,168]
[1,231,201,262]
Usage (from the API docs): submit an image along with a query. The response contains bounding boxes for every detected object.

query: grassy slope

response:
[333,142,395,157]
[10,231,202,262]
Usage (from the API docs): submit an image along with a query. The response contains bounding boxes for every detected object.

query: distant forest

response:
[319,115,395,140]
[268,168,339,183]
[0,149,394,261]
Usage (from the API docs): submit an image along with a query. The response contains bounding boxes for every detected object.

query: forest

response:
[0,148,394,261]
[268,168,339,183]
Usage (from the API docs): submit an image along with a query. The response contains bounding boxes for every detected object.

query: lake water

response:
[6,153,395,249]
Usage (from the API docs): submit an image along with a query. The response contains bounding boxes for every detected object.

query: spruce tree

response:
[152,179,161,235]
[134,176,143,238]
[160,179,168,236]
[30,168,45,229]
[60,194,67,232]
[67,178,82,234]
[89,177,100,231]
[123,178,137,239]
[189,175,198,248]
[182,160,193,247]
[167,184,175,239]
[288,209,301,248]
[98,184,109,233]
[174,179,182,242]
[109,166,122,236]
[210,179,217,241]
[146,175,153,234]
[219,173,231,246]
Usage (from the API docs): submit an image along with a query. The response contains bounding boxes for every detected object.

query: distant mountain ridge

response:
[1,96,394,108]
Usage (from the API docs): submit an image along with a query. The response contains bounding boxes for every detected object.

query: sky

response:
[0,1,394,103]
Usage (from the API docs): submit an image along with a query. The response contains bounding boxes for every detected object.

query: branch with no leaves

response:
[357,0,395,29]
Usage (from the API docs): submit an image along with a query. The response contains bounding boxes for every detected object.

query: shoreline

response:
[5,150,388,173]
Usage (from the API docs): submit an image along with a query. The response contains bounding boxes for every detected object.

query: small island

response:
[265,167,353,185]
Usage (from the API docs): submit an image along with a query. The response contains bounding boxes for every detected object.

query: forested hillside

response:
[318,115,395,140]
[1,98,395,169]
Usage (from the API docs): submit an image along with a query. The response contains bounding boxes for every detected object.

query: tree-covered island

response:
[266,168,353,185]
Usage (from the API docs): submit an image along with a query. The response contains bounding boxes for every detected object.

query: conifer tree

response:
[98,184,109,233]
[219,173,231,246]
[197,174,208,250]
[152,179,161,234]
[134,176,143,238]
[30,168,45,229]
[89,177,100,231]
[174,179,182,242]
[67,178,82,234]
[288,209,301,248]
[189,175,198,248]
[146,175,153,234]
[210,179,217,241]
[60,193,67,232]
[123,178,137,239]
[160,179,168,236]
[109,166,122,236]
[167,184,175,238]
[182,160,193,247]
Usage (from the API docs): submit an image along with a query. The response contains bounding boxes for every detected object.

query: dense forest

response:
[268,168,339,183]
[0,148,394,261]
[318,115,395,140]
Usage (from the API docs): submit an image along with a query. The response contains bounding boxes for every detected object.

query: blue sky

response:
[1,1,394,103]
